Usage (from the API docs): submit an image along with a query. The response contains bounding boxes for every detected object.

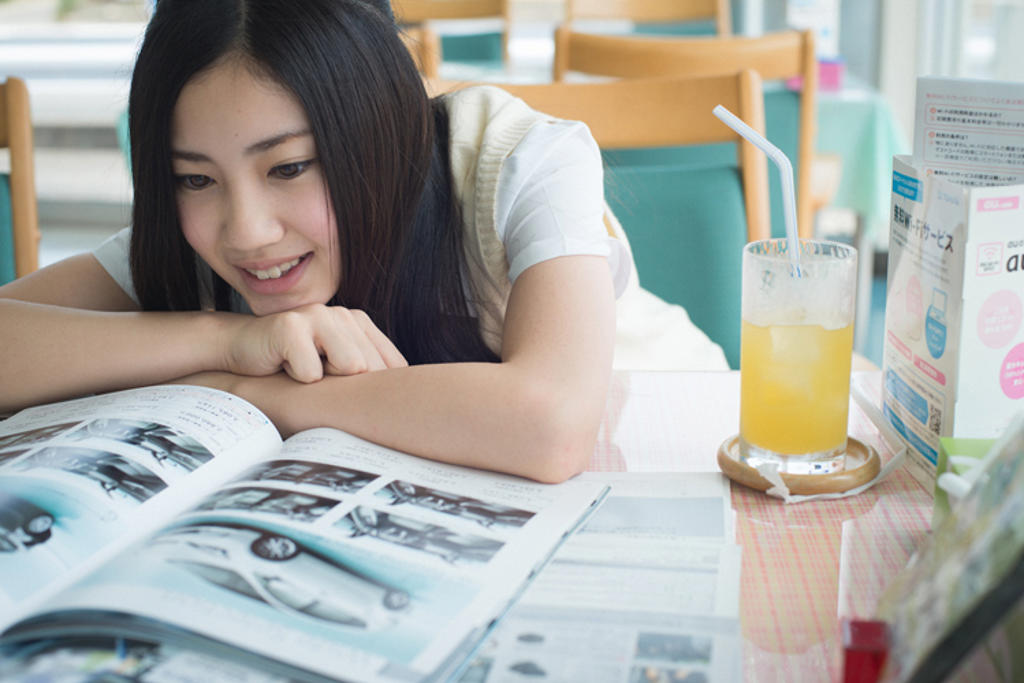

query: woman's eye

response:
[176,174,213,191]
[271,160,313,179]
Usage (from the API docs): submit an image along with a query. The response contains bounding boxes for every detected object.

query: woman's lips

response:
[238,253,312,295]
[245,256,302,280]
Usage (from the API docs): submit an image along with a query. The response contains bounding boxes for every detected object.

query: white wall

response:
[878,0,920,144]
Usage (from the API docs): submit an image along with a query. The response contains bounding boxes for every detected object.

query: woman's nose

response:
[222,185,285,251]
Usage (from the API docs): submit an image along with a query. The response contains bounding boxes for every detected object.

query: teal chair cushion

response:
[604,143,736,169]
[603,147,748,368]
[633,21,719,37]
[603,86,804,242]
[440,32,503,64]
[0,174,15,285]
[762,87,801,240]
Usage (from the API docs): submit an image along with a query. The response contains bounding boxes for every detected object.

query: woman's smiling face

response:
[171,58,340,316]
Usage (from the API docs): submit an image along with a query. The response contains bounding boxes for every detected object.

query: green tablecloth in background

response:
[816,81,910,240]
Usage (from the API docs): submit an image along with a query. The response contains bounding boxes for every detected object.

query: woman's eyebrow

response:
[170,149,211,162]
[170,129,312,161]
[244,129,312,154]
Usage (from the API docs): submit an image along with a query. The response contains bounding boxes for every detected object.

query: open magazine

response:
[0,385,607,682]
[459,472,743,682]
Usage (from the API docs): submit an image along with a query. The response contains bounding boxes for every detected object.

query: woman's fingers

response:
[272,312,326,383]
[226,304,406,380]
[354,310,409,369]
[319,308,407,376]
[318,309,378,375]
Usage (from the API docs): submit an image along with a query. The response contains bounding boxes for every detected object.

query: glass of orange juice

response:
[739,239,858,474]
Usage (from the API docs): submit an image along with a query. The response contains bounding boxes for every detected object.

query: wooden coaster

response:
[717,435,881,496]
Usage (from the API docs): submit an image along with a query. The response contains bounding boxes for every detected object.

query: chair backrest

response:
[565,0,731,36]
[392,0,508,67]
[552,29,818,239]
[0,76,39,282]
[400,26,442,80]
[433,71,769,367]
[477,73,769,241]
[392,0,505,21]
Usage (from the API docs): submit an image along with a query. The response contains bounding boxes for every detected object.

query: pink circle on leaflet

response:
[978,290,1023,348]
[1000,343,1024,399]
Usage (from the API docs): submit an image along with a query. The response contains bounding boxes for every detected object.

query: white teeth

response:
[247,257,301,280]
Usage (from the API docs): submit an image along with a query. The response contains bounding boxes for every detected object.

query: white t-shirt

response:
[93,119,631,305]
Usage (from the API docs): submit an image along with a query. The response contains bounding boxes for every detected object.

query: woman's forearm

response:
[225,257,618,483]
[0,299,232,413]
[230,359,609,483]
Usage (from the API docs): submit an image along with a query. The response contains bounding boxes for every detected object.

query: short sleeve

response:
[93,227,248,312]
[494,119,631,297]
[93,226,139,304]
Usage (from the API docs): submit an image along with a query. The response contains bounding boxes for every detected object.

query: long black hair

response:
[128,0,498,364]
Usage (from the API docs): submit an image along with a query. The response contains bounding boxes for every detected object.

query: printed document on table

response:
[457,472,742,683]
[913,76,1024,186]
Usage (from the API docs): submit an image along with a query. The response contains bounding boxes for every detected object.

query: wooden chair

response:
[552,29,821,240]
[433,71,770,367]
[0,76,39,283]
[400,25,442,80]
[391,0,509,72]
[564,0,731,36]
[392,0,507,23]
[490,72,768,241]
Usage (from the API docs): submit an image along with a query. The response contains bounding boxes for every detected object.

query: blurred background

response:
[1,0,1022,365]
[4,0,1024,260]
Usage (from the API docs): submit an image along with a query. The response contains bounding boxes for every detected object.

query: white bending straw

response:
[712,104,801,272]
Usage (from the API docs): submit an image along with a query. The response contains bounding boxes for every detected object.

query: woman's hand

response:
[221,304,407,382]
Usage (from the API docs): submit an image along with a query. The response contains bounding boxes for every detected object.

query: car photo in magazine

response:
[0,385,606,683]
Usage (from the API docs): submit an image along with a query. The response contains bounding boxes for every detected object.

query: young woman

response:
[0,0,726,482]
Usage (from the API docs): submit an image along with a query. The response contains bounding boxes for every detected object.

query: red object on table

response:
[841,618,891,683]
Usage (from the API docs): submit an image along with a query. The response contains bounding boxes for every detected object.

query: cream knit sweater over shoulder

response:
[444,86,728,371]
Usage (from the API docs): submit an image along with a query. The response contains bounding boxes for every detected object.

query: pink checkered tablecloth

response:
[587,371,934,682]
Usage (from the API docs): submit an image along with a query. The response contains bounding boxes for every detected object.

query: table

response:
[586,370,933,682]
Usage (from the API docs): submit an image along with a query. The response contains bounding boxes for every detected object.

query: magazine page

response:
[457,472,743,683]
[0,385,281,625]
[0,635,303,683]
[0,428,607,683]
